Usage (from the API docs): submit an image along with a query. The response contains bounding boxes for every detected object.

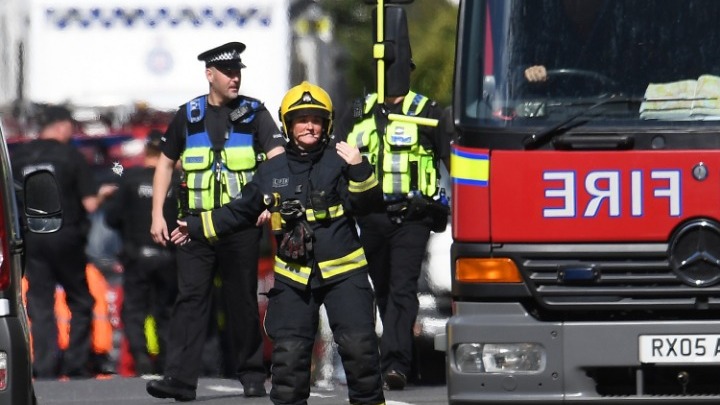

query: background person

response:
[105,129,179,376]
[146,41,285,401]
[11,105,115,378]
[336,81,450,390]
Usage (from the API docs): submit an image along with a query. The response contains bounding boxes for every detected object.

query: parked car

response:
[0,124,63,404]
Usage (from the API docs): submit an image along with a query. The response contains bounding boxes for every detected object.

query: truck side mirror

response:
[23,169,62,233]
[373,5,412,97]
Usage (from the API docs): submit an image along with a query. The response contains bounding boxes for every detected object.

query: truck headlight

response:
[455,343,546,374]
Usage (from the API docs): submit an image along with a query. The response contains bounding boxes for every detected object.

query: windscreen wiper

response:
[523,95,643,149]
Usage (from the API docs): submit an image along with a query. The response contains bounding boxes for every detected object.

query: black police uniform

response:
[12,138,97,378]
[159,96,285,389]
[184,139,387,405]
[336,94,450,385]
[105,164,179,374]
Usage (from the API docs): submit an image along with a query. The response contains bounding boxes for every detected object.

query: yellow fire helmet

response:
[279,81,334,139]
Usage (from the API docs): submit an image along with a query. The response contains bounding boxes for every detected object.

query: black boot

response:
[146,377,196,401]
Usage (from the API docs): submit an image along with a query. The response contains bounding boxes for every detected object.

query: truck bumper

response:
[446,302,720,404]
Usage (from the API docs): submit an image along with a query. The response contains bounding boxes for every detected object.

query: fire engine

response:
[442,0,720,403]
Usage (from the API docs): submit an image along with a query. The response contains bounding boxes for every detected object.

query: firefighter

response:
[335,73,451,390]
[172,81,387,405]
[147,42,285,401]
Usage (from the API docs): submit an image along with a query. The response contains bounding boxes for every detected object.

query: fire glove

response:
[279,199,305,222]
[277,199,314,262]
[278,220,314,262]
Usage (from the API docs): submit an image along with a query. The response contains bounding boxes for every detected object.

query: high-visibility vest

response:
[181,95,261,211]
[346,91,438,198]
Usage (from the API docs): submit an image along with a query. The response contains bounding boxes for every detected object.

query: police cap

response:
[197,42,247,69]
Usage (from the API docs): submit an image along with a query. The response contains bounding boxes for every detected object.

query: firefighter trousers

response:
[264,273,385,405]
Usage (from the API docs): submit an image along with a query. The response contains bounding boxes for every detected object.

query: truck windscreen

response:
[459,0,720,128]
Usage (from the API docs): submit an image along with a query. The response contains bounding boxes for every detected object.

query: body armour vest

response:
[181,95,261,212]
[346,91,438,198]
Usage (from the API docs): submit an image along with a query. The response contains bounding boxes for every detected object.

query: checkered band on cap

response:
[207,50,241,64]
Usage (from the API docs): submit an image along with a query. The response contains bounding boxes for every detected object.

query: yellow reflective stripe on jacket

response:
[275,257,312,285]
[306,204,344,222]
[348,172,378,193]
[317,247,368,279]
[200,211,219,243]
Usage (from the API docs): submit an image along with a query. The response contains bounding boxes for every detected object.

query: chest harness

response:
[346,91,438,200]
[181,95,263,212]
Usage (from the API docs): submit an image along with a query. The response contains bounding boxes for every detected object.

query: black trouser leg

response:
[326,273,385,405]
[25,255,60,378]
[215,228,266,384]
[360,214,431,376]
[270,339,314,405]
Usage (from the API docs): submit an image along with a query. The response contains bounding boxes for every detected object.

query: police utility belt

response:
[385,191,449,233]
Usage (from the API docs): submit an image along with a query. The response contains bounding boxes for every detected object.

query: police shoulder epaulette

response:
[230,96,265,123]
[186,95,206,124]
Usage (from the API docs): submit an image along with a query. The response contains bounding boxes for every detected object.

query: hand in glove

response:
[278,220,313,261]
[279,199,305,222]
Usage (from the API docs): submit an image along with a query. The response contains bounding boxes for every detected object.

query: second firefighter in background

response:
[173,82,387,405]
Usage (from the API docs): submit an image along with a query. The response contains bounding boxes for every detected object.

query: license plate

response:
[639,334,720,363]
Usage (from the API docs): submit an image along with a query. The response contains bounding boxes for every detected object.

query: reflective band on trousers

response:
[317,247,367,279]
[274,246,368,285]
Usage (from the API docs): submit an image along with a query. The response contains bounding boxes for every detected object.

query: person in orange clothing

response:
[22,263,116,376]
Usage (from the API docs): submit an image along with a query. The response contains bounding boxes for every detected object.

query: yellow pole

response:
[376,0,385,102]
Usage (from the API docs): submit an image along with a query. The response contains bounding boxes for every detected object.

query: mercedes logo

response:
[669,219,720,287]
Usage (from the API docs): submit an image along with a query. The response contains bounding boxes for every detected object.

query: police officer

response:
[147,42,285,401]
[105,130,179,376]
[12,105,115,378]
[336,84,450,390]
[172,82,387,405]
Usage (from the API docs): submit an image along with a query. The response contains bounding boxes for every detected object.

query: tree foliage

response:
[319,0,458,107]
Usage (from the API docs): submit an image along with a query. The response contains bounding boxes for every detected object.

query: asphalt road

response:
[34,376,448,405]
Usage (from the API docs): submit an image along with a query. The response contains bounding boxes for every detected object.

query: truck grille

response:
[521,244,720,311]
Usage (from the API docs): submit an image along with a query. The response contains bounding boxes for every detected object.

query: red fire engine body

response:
[443,0,720,403]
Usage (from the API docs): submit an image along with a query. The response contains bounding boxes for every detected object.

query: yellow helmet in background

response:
[279,81,334,138]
